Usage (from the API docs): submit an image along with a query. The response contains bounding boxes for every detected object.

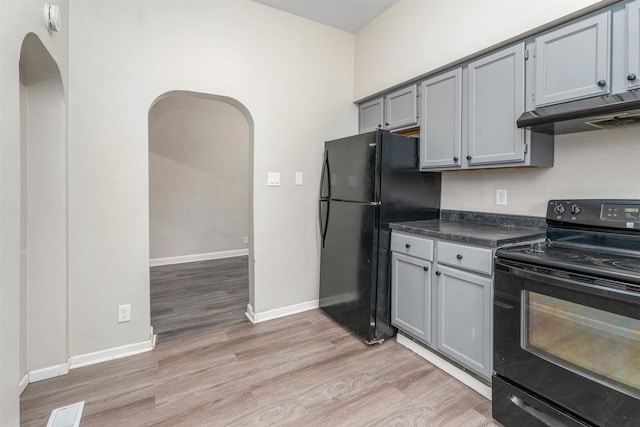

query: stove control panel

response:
[547,199,640,230]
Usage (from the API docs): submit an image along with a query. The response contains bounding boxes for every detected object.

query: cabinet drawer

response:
[437,241,493,275]
[391,232,434,261]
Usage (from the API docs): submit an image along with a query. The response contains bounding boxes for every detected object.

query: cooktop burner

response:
[498,242,640,284]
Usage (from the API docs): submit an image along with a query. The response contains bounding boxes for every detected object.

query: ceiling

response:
[251,0,399,33]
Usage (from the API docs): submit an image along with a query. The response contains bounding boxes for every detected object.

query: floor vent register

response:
[46,401,85,427]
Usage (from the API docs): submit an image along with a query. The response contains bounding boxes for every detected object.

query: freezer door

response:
[319,200,378,341]
[325,131,379,203]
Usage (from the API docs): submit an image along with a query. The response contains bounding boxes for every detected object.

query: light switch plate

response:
[496,189,507,206]
[267,172,280,187]
[295,172,303,186]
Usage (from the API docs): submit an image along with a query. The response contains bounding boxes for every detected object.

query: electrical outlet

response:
[496,189,507,206]
[118,304,131,323]
[243,236,248,244]
[295,172,303,186]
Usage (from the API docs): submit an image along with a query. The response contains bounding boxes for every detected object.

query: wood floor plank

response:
[20,309,499,426]
[150,256,249,341]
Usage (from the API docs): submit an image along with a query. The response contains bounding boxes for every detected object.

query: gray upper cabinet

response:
[627,1,640,89]
[384,85,418,130]
[435,264,492,379]
[359,97,383,133]
[467,43,525,166]
[534,11,611,107]
[420,68,462,170]
[391,252,432,344]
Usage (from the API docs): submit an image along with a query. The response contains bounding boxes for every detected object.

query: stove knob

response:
[570,205,581,215]
[554,205,566,214]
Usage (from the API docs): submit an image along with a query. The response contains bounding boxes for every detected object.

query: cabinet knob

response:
[466,155,472,161]
[405,243,411,249]
[423,266,429,271]
[435,271,441,276]
[377,124,382,128]
[453,157,459,162]
[597,80,606,87]
[456,254,463,260]
[628,74,637,82]
[385,122,389,126]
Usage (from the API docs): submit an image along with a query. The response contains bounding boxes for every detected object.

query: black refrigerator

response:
[319,130,441,344]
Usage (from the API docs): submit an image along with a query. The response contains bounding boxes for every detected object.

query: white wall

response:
[355,0,640,217]
[20,34,68,374]
[0,1,69,424]
[149,93,249,260]
[355,0,603,99]
[68,0,356,357]
[441,128,640,216]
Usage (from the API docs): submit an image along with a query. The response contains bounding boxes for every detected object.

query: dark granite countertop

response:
[390,210,547,248]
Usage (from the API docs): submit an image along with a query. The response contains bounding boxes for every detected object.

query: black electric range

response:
[493,199,640,427]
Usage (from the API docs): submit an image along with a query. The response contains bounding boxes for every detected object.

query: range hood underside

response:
[517,89,640,135]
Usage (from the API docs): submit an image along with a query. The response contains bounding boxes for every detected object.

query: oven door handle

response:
[509,394,569,427]
[496,259,640,304]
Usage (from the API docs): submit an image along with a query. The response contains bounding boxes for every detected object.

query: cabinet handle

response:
[466,155,472,161]
[405,243,411,249]
[435,271,441,276]
[628,74,637,81]
[456,254,463,260]
[453,157,459,162]
[597,80,606,87]
[423,266,429,271]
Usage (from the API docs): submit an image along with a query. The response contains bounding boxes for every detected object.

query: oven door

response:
[493,259,640,427]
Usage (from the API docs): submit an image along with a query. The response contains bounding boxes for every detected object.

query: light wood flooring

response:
[20,309,499,426]
[150,257,249,342]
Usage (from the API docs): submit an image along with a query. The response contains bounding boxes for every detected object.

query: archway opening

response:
[19,33,68,380]
[148,91,254,342]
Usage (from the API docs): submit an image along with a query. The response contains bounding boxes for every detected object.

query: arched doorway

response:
[148,91,254,342]
[19,33,68,380]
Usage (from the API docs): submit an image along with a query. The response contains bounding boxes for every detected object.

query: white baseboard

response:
[19,373,29,394]
[28,363,70,383]
[245,303,256,323]
[246,299,319,324]
[69,340,154,369]
[150,249,249,267]
[396,333,492,401]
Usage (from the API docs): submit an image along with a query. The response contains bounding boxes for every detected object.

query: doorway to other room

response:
[148,91,252,342]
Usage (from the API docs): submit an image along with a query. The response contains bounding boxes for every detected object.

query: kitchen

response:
[2,0,640,425]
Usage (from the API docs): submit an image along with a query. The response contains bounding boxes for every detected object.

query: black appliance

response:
[318,130,441,344]
[517,88,640,134]
[493,199,640,427]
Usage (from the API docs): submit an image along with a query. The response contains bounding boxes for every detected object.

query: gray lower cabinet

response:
[534,10,611,107]
[435,265,492,379]
[627,0,640,90]
[391,252,432,344]
[420,68,462,169]
[359,97,383,133]
[467,43,525,166]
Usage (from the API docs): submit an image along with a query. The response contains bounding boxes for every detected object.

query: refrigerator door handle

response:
[320,151,331,200]
[319,200,330,248]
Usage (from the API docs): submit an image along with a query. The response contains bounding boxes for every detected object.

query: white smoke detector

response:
[44,3,62,32]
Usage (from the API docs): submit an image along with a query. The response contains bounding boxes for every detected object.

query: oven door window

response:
[523,291,640,398]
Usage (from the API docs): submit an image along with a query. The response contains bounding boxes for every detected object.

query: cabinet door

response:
[384,85,418,130]
[420,68,462,169]
[467,44,525,166]
[435,265,492,379]
[534,11,610,107]
[391,252,432,344]
[627,1,640,89]
[359,97,383,133]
